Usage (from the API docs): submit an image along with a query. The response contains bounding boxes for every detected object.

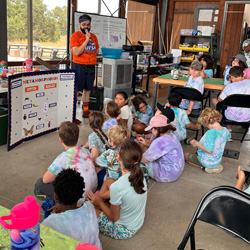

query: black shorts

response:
[72,62,95,91]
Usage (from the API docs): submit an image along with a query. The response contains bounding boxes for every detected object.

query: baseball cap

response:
[229,54,248,68]
[156,103,175,122]
[190,61,203,71]
[145,114,170,131]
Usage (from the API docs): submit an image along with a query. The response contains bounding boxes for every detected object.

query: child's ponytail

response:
[119,141,145,194]
[128,162,145,194]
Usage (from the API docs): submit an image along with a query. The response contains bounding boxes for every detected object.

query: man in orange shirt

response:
[70,14,99,119]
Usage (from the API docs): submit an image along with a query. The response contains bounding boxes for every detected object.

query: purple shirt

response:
[143,133,184,182]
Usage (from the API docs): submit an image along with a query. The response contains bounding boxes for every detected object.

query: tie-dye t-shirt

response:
[103,118,118,131]
[171,107,190,141]
[48,146,97,201]
[179,75,204,110]
[197,128,231,169]
[131,105,153,126]
[143,133,184,182]
[95,148,120,180]
[42,201,102,249]
[220,80,250,122]
[88,131,109,155]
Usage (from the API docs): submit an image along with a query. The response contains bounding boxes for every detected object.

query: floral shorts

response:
[97,212,137,239]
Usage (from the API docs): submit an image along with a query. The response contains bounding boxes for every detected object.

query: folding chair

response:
[220,94,250,143]
[178,186,250,250]
[170,86,204,139]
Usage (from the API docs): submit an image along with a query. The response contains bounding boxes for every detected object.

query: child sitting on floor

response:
[136,105,175,151]
[103,101,119,131]
[212,66,250,134]
[115,91,133,131]
[95,125,131,184]
[34,121,97,201]
[179,61,204,115]
[83,112,110,161]
[139,114,185,182]
[184,108,231,173]
[103,101,126,132]
[131,96,153,134]
[88,140,147,240]
[162,93,201,141]
[42,169,102,249]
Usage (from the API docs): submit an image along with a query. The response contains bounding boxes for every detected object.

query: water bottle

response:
[173,65,179,80]
[0,196,40,249]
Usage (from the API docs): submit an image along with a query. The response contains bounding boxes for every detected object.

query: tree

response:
[51,6,67,32]
[7,0,27,40]
[7,0,63,42]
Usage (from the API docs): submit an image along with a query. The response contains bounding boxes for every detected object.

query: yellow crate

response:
[193,46,210,52]
[179,44,194,51]
[181,55,195,62]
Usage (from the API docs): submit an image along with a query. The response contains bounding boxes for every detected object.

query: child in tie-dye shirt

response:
[42,169,102,249]
[212,66,250,133]
[131,96,153,134]
[95,125,131,183]
[162,93,201,141]
[139,115,185,182]
[185,108,231,174]
[35,121,97,201]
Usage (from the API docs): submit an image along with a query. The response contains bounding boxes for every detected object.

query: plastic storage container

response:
[0,107,8,145]
[101,48,123,59]
[180,29,194,35]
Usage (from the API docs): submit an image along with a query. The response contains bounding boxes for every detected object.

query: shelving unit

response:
[179,34,218,63]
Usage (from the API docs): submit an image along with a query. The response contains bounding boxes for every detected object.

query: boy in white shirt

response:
[179,61,204,115]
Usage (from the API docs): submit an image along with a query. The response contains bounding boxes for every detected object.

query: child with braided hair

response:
[88,140,147,239]
[83,112,110,161]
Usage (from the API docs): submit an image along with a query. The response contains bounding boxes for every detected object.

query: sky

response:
[43,0,66,10]
[42,0,119,15]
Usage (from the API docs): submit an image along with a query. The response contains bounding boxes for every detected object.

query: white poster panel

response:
[8,70,76,151]
[74,12,127,51]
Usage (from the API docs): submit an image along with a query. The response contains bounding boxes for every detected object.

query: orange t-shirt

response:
[70,31,99,65]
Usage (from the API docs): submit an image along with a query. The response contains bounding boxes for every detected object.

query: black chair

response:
[220,94,250,143]
[170,86,204,139]
[203,90,211,108]
[178,186,250,250]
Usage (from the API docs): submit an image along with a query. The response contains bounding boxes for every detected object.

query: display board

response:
[73,12,127,51]
[7,70,77,151]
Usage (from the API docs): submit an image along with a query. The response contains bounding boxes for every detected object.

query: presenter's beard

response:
[80,28,90,34]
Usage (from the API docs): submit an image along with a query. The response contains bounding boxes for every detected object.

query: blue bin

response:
[101,48,123,59]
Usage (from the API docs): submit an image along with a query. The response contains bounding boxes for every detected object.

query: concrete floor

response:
[0,96,250,249]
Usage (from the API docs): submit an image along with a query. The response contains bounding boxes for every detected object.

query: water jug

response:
[0,196,40,249]
[22,59,33,72]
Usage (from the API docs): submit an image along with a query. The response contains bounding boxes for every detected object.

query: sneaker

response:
[205,164,224,174]
[34,188,48,201]
[82,111,91,118]
[75,118,82,124]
